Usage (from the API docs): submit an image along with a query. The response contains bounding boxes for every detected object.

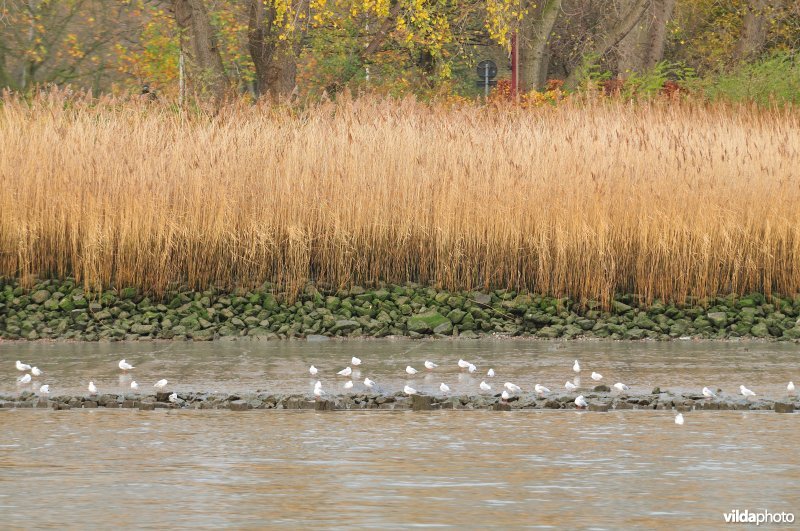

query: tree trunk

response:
[564,0,651,88]
[733,0,770,63]
[645,0,675,69]
[618,0,675,74]
[519,0,563,91]
[172,0,229,101]
[248,0,307,100]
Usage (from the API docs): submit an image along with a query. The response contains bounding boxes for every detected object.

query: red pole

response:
[510,33,519,102]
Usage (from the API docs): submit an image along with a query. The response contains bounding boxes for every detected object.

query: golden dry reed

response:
[1,92,799,305]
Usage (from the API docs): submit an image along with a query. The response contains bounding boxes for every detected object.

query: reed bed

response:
[1,93,799,305]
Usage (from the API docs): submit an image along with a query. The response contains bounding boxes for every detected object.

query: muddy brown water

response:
[1,340,797,527]
[1,339,797,398]
[0,410,797,527]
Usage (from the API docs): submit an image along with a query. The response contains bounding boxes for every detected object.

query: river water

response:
[1,340,798,527]
[1,339,797,398]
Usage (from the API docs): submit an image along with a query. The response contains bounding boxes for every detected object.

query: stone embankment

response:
[3,279,800,341]
[2,388,797,413]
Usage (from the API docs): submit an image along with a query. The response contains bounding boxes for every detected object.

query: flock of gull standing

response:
[307,356,796,425]
[12,355,797,424]
[14,358,177,403]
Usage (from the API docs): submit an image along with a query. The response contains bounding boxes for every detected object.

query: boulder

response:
[407,311,450,334]
[411,394,433,411]
[330,320,359,333]
[229,399,251,411]
[706,311,728,328]
[31,290,51,304]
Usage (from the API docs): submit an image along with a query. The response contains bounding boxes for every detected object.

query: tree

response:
[618,0,676,74]
[247,0,308,99]
[733,0,769,62]
[172,0,229,100]
[518,0,562,91]
[0,0,139,92]
[562,0,651,88]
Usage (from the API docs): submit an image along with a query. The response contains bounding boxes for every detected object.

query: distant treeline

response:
[0,1,797,100]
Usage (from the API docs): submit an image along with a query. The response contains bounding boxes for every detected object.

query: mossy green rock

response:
[58,297,75,311]
[331,320,359,333]
[750,322,769,338]
[446,309,466,324]
[624,327,646,340]
[120,287,137,300]
[191,328,214,341]
[433,321,454,335]
[406,311,450,334]
[706,312,728,328]
[31,290,50,304]
[783,326,800,340]
[612,301,632,314]
[130,323,155,335]
[536,326,561,338]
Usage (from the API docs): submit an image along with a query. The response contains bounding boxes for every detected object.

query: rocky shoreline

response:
[3,388,797,413]
[3,279,800,342]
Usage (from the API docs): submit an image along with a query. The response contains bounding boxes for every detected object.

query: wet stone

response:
[229,400,250,411]
[588,403,609,412]
[156,392,172,402]
[593,385,611,392]
[104,402,119,408]
[122,400,138,408]
[412,395,433,411]
[315,399,336,411]
[774,402,795,414]
[285,398,303,410]
[138,402,155,411]
[494,401,511,411]
[83,401,98,408]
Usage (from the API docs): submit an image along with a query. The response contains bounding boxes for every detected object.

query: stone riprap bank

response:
[2,388,797,413]
[2,279,800,341]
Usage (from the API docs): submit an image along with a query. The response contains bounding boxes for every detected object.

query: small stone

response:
[156,392,172,402]
[314,399,336,411]
[229,399,250,411]
[493,401,511,411]
[31,289,51,304]
[588,403,609,412]
[706,311,727,328]
[593,385,611,392]
[411,394,433,411]
[138,402,156,411]
[83,401,98,408]
[774,402,795,414]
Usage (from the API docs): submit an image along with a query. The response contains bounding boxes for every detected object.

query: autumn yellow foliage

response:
[1,92,799,305]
